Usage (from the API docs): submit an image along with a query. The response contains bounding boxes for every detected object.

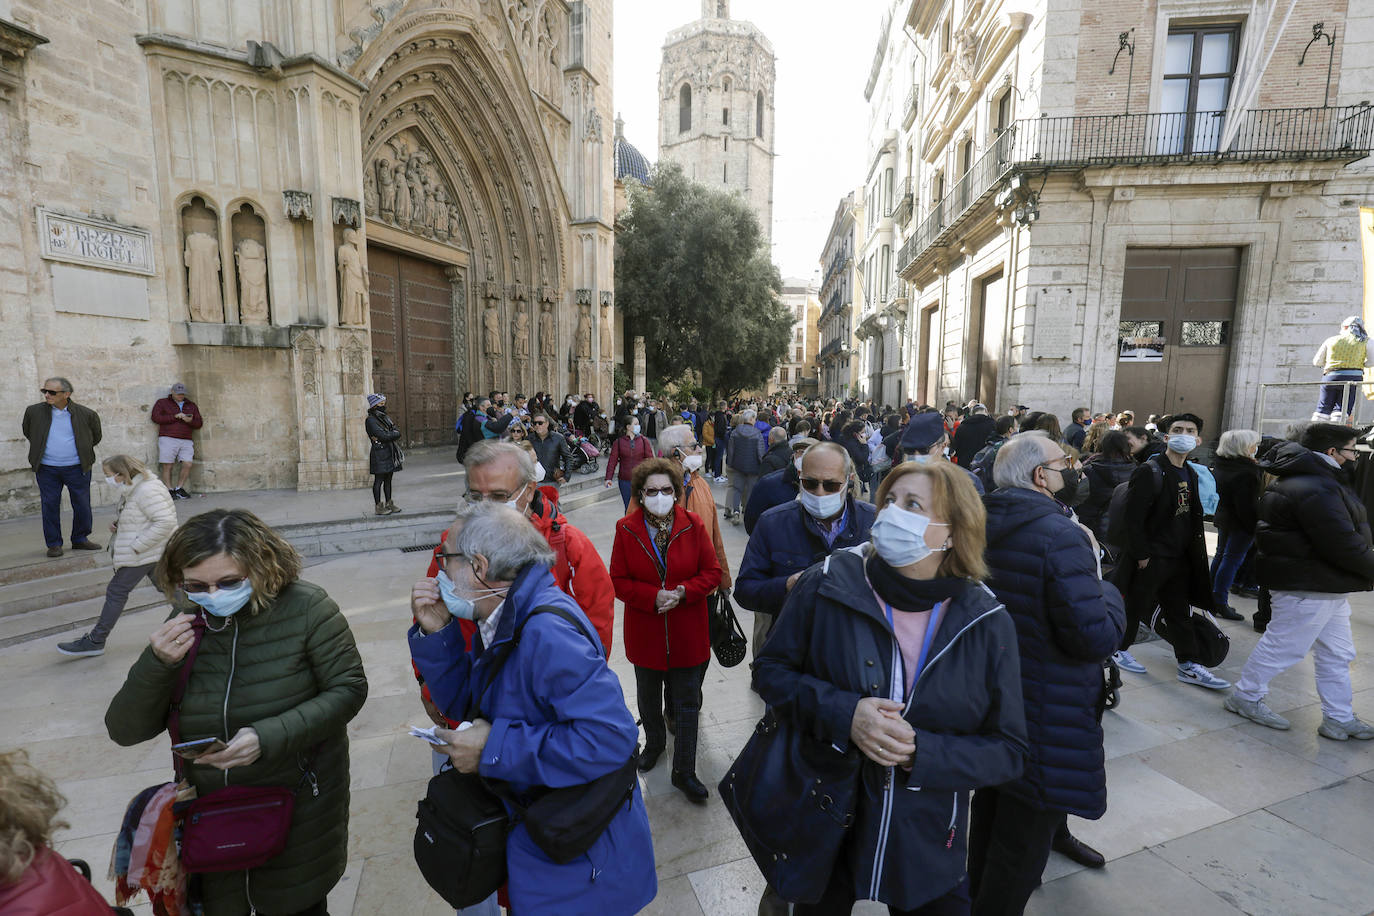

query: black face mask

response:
[1055,466,1087,507]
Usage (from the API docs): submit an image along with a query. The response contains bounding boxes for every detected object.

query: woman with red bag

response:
[610,458,722,804]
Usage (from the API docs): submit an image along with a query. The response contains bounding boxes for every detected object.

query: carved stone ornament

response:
[292,329,321,395]
[332,197,361,228]
[483,279,502,300]
[508,282,528,301]
[575,288,592,306]
[540,285,558,304]
[282,190,314,221]
[599,291,613,307]
[367,129,463,244]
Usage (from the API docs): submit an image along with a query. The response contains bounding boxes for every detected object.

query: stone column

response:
[633,336,646,394]
[445,266,469,395]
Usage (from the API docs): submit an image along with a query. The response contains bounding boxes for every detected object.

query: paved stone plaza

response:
[3,473,1374,915]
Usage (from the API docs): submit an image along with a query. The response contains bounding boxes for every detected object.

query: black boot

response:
[671,705,708,804]
[638,745,664,772]
[671,770,709,804]
[1052,824,1105,869]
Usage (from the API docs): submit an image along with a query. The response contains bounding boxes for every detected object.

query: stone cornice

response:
[0,18,47,100]
[136,33,368,92]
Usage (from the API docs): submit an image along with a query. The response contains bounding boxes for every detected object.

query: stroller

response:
[565,431,601,475]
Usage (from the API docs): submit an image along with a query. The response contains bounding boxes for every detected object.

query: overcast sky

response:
[612,0,889,283]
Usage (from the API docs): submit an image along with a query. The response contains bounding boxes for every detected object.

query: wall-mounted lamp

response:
[1108,29,1136,114]
[1299,22,1337,108]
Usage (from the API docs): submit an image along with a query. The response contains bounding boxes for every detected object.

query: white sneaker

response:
[1177,662,1230,690]
[1318,715,1374,741]
[1224,694,1290,730]
[1112,650,1148,675]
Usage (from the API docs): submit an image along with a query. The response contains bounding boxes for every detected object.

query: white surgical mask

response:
[1166,434,1198,455]
[870,506,948,568]
[630,424,641,436]
[793,457,805,473]
[682,454,704,473]
[104,475,127,488]
[644,493,675,516]
[799,487,846,520]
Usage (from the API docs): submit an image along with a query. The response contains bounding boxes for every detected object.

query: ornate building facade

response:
[817,190,865,399]
[658,0,775,245]
[0,0,616,515]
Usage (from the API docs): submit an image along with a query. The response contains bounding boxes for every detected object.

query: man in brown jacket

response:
[21,377,102,557]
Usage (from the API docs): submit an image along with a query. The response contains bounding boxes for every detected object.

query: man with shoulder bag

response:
[408,504,656,915]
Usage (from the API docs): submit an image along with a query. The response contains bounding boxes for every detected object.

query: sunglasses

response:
[800,476,846,494]
[532,420,548,426]
[182,576,248,594]
[641,486,676,498]
[39,388,64,396]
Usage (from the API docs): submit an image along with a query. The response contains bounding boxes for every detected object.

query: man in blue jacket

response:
[736,442,876,659]
[971,432,1125,913]
[409,504,656,915]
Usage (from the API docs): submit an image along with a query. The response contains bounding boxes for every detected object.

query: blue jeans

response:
[36,464,93,548]
[618,479,634,509]
[1211,528,1254,604]
[1317,370,1362,417]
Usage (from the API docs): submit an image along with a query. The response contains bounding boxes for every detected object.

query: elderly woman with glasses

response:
[609,458,723,804]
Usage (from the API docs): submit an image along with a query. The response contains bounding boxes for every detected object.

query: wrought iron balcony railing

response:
[891,177,914,226]
[897,104,1374,276]
[902,87,919,130]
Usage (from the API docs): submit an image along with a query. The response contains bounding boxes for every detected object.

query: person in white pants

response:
[1224,423,1374,740]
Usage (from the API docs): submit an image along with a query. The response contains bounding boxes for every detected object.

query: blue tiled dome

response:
[613,115,652,185]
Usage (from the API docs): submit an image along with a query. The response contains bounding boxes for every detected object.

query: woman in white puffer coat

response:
[57,454,178,658]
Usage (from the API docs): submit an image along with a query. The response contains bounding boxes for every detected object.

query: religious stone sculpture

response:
[377,158,396,222]
[363,166,378,217]
[539,300,556,358]
[393,162,410,229]
[483,300,504,392]
[235,238,270,324]
[574,303,593,360]
[184,231,223,323]
[430,185,448,239]
[513,304,531,359]
[599,302,613,361]
[408,161,426,228]
[337,228,368,327]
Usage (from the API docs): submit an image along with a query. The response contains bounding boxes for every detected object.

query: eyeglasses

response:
[182,576,248,593]
[1339,447,1359,457]
[800,476,846,494]
[531,420,548,426]
[464,488,523,504]
[39,388,64,396]
[641,486,676,498]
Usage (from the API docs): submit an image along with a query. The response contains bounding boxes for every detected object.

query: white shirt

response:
[478,599,506,650]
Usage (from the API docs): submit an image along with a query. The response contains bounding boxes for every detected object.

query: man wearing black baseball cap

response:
[898,411,985,494]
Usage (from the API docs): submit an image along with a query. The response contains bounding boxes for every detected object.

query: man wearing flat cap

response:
[899,410,986,494]
[150,381,203,499]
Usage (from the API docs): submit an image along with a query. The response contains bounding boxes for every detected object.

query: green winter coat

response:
[105,580,368,915]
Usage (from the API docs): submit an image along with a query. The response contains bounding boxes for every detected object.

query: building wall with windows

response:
[894,0,1374,436]
[658,0,776,246]
[818,191,866,399]
[771,277,820,395]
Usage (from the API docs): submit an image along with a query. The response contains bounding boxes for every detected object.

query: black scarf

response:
[866,554,969,614]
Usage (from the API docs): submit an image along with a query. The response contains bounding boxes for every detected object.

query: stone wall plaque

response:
[1032,288,1075,360]
[36,208,155,276]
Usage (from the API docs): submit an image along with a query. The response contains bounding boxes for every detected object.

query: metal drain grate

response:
[399,544,439,554]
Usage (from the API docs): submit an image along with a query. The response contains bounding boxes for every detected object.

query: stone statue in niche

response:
[483,300,504,392]
[429,185,448,239]
[377,158,395,221]
[363,166,378,217]
[599,303,613,361]
[449,205,462,240]
[512,304,531,359]
[184,231,223,323]
[540,300,556,358]
[337,228,368,327]
[393,162,410,229]
[235,238,270,324]
[407,160,426,228]
[574,303,593,360]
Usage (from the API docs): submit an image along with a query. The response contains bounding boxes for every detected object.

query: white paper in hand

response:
[408,721,473,745]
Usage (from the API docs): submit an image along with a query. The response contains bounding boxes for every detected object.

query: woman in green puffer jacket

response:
[105,509,368,916]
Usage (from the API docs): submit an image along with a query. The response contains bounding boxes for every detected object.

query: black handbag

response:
[708,592,748,667]
[1150,606,1230,668]
[718,709,861,903]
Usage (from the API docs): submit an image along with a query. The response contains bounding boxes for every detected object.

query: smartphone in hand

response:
[172,737,227,760]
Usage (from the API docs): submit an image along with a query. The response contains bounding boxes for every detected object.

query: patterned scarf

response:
[644,506,675,564]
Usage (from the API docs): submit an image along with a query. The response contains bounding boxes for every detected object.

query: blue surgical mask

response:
[870,506,948,568]
[436,570,478,621]
[185,579,254,617]
[1166,434,1198,455]
[799,487,846,520]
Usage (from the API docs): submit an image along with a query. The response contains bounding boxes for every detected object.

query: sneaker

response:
[1224,694,1290,730]
[1318,715,1374,741]
[1177,662,1230,690]
[173,487,192,499]
[57,634,105,658]
[1112,650,1148,675]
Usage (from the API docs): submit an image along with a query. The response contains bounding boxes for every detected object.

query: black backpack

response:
[1103,460,1163,548]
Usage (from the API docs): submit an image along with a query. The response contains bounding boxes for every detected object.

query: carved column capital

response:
[283,190,314,221]
[331,197,361,228]
[575,288,592,306]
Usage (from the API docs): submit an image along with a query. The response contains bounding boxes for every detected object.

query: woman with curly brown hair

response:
[0,749,116,913]
[105,509,367,916]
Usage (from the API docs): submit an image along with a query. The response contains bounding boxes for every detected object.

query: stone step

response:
[0,585,167,649]
[0,552,104,586]
[0,564,124,619]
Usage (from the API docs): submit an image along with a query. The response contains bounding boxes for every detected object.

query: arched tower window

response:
[756,91,765,139]
[722,77,732,126]
[679,84,692,133]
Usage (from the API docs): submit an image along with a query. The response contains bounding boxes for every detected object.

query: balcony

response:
[902,87,918,130]
[897,104,1374,277]
[820,338,843,361]
[891,176,913,226]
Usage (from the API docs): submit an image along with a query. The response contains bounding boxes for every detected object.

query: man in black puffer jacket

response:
[1225,423,1374,740]
[972,432,1126,912]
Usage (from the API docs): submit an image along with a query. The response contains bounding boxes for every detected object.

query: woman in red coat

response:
[610,457,722,804]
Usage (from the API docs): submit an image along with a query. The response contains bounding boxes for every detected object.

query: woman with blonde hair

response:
[106,508,367,916]
[741,460,1027,913]
[58,454,179,658]
[0,749,117,912]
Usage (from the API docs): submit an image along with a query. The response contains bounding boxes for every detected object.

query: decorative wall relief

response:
[180,195,223,323]
[332,197,361,228]
[230,202,269,325]
[342,335,368,395]
[337,228,368,327]
[282,190,314,221]
[366,130,466,247]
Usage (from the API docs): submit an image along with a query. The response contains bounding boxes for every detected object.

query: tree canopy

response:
[615,161,790,397]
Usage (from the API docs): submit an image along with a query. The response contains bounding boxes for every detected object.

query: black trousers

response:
[1120,555,1199,663]
[635,664,700,775]
[372,472,393,502]
[794,856,970,916]
[966,788,1060,916]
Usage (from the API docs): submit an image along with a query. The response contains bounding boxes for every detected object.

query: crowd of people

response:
[9,375,1374,916]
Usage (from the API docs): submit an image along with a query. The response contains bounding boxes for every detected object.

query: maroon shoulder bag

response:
[169,614,318,873]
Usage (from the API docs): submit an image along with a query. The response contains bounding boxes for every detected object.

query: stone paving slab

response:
[6,482,1374,914]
